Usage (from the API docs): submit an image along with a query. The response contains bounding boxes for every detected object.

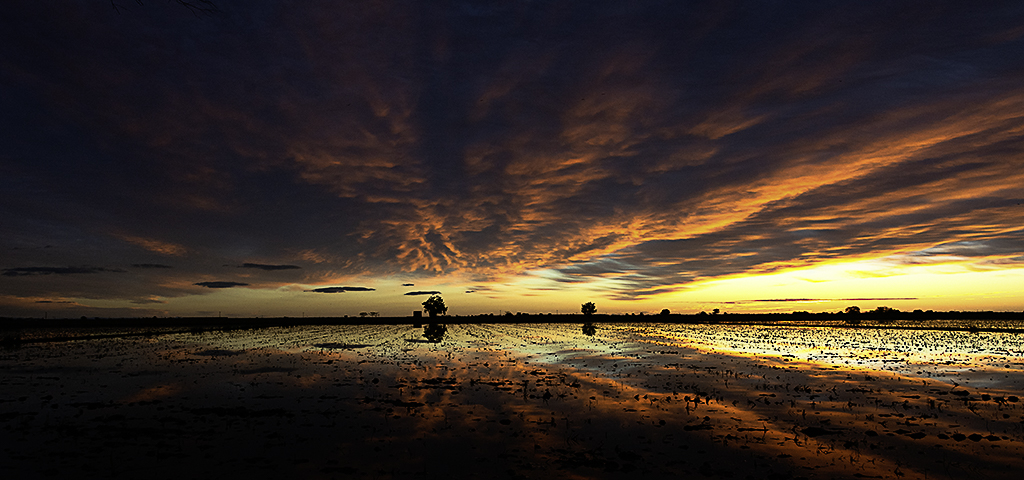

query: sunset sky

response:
[2,1,1023,319]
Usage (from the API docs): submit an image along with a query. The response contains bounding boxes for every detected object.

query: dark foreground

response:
[2,323,1023,479]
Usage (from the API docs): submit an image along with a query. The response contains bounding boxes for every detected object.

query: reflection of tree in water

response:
[423,323,447,343]
[581,323,596,336]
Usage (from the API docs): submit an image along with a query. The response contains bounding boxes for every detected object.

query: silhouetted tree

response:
[712,308,720,315]
[660,309,670,316]
[581,302,596,315]
[422,295,447,317]
[845,306,861,314]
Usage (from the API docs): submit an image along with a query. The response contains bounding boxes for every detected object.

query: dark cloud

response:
[239,263,301,271]
[404,291,441,296]
[308,286,375,293]
[402,283,415,286]
[193,281,249,289]
[131,263,173,269]
[2,266,126,277]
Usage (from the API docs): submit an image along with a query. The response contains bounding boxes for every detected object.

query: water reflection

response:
[581,322,596,336]
[423,323,447,343]
[637,323,1024,387]
[1,323,1022,479]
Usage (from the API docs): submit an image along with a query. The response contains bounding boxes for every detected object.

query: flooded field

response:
[2,322,1023,479]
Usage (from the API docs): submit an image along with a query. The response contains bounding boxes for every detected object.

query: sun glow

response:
[652,255,1024,313]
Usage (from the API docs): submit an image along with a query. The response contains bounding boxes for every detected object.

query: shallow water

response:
[2,322,1023,479]
[626,323,1024,388]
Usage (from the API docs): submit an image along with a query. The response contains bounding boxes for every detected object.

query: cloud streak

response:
[308,286,375,293]
[239,263,301,271]
[726,298,918,305]
[193,281,249,289]
[3,266,126,277]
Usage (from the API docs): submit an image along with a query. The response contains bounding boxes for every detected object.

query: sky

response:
[2,1,1024,319]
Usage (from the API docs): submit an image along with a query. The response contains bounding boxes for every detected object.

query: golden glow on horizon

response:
[14,250,1023,319]
[20,250,1021,318]
[650,255,1024,313]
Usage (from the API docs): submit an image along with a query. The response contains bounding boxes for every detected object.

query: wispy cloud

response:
[131,297,167,304]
